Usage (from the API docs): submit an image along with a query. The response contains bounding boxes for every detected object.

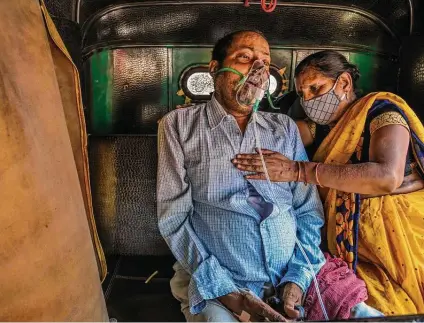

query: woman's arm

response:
[295,120,314,147]
[233,124,410,195]
[310,124,409,194]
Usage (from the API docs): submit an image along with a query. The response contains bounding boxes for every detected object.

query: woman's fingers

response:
[232,157,262,166]
[255,148,277,155]
[235,153,262,160]
[236,164,264,172]
[245,173,266,180]
[232,155,266,173]
[232,152,294,182]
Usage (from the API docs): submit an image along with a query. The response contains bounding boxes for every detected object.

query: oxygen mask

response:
[216,60,270,111]
[235,60,270,108]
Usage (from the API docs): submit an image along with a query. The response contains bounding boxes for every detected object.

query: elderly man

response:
[157,30,325,322]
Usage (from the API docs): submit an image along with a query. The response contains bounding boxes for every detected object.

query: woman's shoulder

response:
[367,100,409,136]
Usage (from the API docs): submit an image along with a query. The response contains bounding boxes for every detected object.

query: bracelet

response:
[315,163,323,187]
[296,161,301,182]
[299,161,307,185]
[301,161,307,185]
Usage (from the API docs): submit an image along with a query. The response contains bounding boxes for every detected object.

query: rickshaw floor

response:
[102,255,185,322]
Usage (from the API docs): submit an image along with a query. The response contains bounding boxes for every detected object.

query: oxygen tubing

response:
[251,104,329,321]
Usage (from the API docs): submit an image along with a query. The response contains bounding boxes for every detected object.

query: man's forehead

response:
[229,32,270,54]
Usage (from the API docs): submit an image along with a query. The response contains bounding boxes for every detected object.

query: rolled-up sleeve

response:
[157,113,238,314]
[279,120,325,292]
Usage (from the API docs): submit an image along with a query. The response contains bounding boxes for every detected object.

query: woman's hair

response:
[294,50,361,89]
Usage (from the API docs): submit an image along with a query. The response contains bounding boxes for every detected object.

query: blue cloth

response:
[350,302,384,318]
[157,96,325,314]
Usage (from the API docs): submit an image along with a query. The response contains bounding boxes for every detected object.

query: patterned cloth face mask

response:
[216,60,270,108]
[300,77,346,125]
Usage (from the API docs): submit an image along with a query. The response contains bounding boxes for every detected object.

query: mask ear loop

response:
[331,75,341,91]
[332,76,350,102]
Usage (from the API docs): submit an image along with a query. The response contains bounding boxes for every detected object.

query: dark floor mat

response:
[103,255,184,322]
[106,277,184,322]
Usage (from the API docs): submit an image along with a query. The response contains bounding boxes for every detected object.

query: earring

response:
[345,92,349,101]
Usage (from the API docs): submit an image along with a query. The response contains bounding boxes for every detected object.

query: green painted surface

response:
[171,48,213,108]
[86,47,392,135]
[349,52,378,95]
[89,51,113,135]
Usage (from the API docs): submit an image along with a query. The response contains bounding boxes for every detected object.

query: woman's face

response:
[295,67,354,124]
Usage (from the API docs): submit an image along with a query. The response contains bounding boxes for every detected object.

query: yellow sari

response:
[313,92,424,315]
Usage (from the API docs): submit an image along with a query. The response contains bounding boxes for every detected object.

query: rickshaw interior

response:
[43,0,424,321]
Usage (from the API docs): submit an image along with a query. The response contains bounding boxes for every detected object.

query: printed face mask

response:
[300,77,345,125]
[216,60,270,107]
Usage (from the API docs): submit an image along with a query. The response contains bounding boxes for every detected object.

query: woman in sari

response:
[232,50,424,316]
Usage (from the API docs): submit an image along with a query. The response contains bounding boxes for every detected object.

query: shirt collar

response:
[249,111,272,130]
[207,95,230,130]
[207,95,272,130]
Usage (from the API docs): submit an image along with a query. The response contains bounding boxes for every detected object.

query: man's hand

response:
[280,283,303,319]
[218,291,287,322]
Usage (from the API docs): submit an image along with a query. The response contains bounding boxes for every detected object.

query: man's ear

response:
[209,60,219,75]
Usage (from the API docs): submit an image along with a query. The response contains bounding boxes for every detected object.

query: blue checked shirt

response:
[157,96,325,315]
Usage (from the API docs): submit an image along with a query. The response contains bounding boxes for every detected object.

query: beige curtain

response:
[0,0,108,320]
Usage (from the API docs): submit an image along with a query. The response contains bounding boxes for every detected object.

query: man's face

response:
[211,32,271,115]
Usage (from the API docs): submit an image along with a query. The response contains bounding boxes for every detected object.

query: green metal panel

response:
[86,46,397,135]
[88,51,113,135]
[171,48,212,109]
[349,52,378,95]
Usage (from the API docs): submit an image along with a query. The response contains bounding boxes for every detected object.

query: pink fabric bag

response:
[304,253,368,320]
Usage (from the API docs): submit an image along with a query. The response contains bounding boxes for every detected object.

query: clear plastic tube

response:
[252,111,329,321]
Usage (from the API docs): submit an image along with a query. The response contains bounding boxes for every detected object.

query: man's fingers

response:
[249,313,267,322]
[258,303,287,322]
[284,303,300,319]
[283,296,300,319]
[242,292,287,322]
